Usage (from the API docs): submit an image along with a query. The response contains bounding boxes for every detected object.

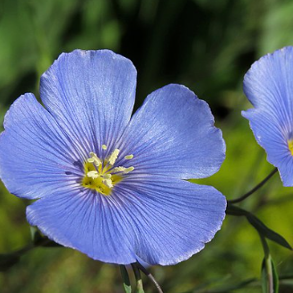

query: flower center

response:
[81,146,134,196]
[288,140,293,156]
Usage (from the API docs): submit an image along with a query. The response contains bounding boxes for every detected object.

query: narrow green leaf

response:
[227,203,292,250]
[120,265,132,293]
[261,255,279,293]
[261,258,268,293]
[225,203,249,216]
[271,258,279,293]
[30,226,44,245]
[247,213,292,250]
[260,235,270,258]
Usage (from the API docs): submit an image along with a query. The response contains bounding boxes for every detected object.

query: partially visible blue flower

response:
[243,46,293,186]
[0,50,226,265]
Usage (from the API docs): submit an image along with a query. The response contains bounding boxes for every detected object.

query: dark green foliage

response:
[1,0,293,292]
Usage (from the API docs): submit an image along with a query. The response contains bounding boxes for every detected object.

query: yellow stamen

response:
[87,171,99,179]
[102,178,113,188]
[103,174,112,179]
[87,152,102,166]
[81,151,134,196]
[125,154,134,160]
[102,144,107,150]
[288,140,293,156]
[124,166,134,173]
[108,149,120,165]
[113,166,134,174]
[113,166,126,172]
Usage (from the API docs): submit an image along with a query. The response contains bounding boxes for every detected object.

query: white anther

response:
[102,144,107,150]
[108,149,120,165]
[102,173,112,179]
[102,178,113,188]
[124,154,134,160]
[124,166,134,173]
[113,166,126,173]
[87,152,102,167]
[113,166,134,174]
[87,171,99,179]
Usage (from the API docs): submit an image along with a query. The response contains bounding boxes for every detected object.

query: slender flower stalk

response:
[135,262,164,293]
[229,168,278,204]
[120,265,132,293]
[131,263,145,293]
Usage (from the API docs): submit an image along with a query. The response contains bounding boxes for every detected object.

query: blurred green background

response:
[1,0,293,292]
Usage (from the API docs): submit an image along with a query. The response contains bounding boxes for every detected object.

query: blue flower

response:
[0,50,226,265]
[242,46,293,187]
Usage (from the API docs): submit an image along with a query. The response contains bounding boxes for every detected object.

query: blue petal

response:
[0,94,83,199]
[242,47,293,186]
[27,188,137,264]
[117,84,225,179]
[40,50,137,153]
[26,176,226,265]
[243,47,293,128]
[242,109,293,186]
[117,177,226,265]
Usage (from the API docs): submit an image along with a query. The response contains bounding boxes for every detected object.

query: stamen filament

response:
[108,149,120,165]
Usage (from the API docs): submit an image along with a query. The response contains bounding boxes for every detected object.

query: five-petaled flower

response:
[243,46,293,187]
[0,50,226,265]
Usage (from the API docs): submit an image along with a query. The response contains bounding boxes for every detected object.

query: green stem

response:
[260,235,270,258]
[120,265,132,293]
[260,235,279,293]
[228,168,278,204]
[135,262,164,293]
[131,263,144,293]
[265,256,274,293]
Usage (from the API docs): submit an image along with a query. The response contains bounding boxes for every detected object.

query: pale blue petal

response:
[243,109,293,186]
[243,47,293,128]
[117,84,225,179]
[26,188,137,264]
[243,46,293,186]
[40,50,137,154]
[26,175,226,265]
[116,176,226,265]
[0,94,83,199]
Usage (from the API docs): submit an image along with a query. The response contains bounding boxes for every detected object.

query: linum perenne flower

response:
[243,46,293,187]
[0,50,226,265]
